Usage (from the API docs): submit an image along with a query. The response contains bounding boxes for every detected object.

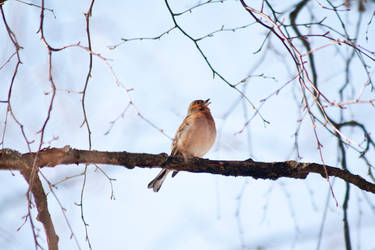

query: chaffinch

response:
[148,99,216,192]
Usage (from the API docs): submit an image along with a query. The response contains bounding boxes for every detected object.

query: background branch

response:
[15,159,59,250]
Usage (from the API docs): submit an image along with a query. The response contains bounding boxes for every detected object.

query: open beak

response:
[204,98,211,106]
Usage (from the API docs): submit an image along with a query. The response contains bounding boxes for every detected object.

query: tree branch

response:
[14,154,59,250]
[1,147,374,194]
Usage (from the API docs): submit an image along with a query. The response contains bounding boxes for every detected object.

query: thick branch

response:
[15,156,59,250]
[1,147,374,194]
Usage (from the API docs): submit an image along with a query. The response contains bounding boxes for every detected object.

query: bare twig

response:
[79,1,96,248]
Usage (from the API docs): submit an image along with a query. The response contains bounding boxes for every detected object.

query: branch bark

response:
[1,146,375,194]
[21,168,59,250]
[7,150,59,250]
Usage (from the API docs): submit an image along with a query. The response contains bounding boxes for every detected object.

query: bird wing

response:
[170,115,191,156]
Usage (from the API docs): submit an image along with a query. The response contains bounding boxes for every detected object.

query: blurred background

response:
[0,0,374,249]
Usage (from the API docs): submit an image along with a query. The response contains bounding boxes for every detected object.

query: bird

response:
[147,99,216,192]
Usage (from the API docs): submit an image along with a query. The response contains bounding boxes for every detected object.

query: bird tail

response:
[147,169,171,192]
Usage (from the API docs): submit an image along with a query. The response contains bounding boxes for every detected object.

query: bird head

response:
[187,99,211,115]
